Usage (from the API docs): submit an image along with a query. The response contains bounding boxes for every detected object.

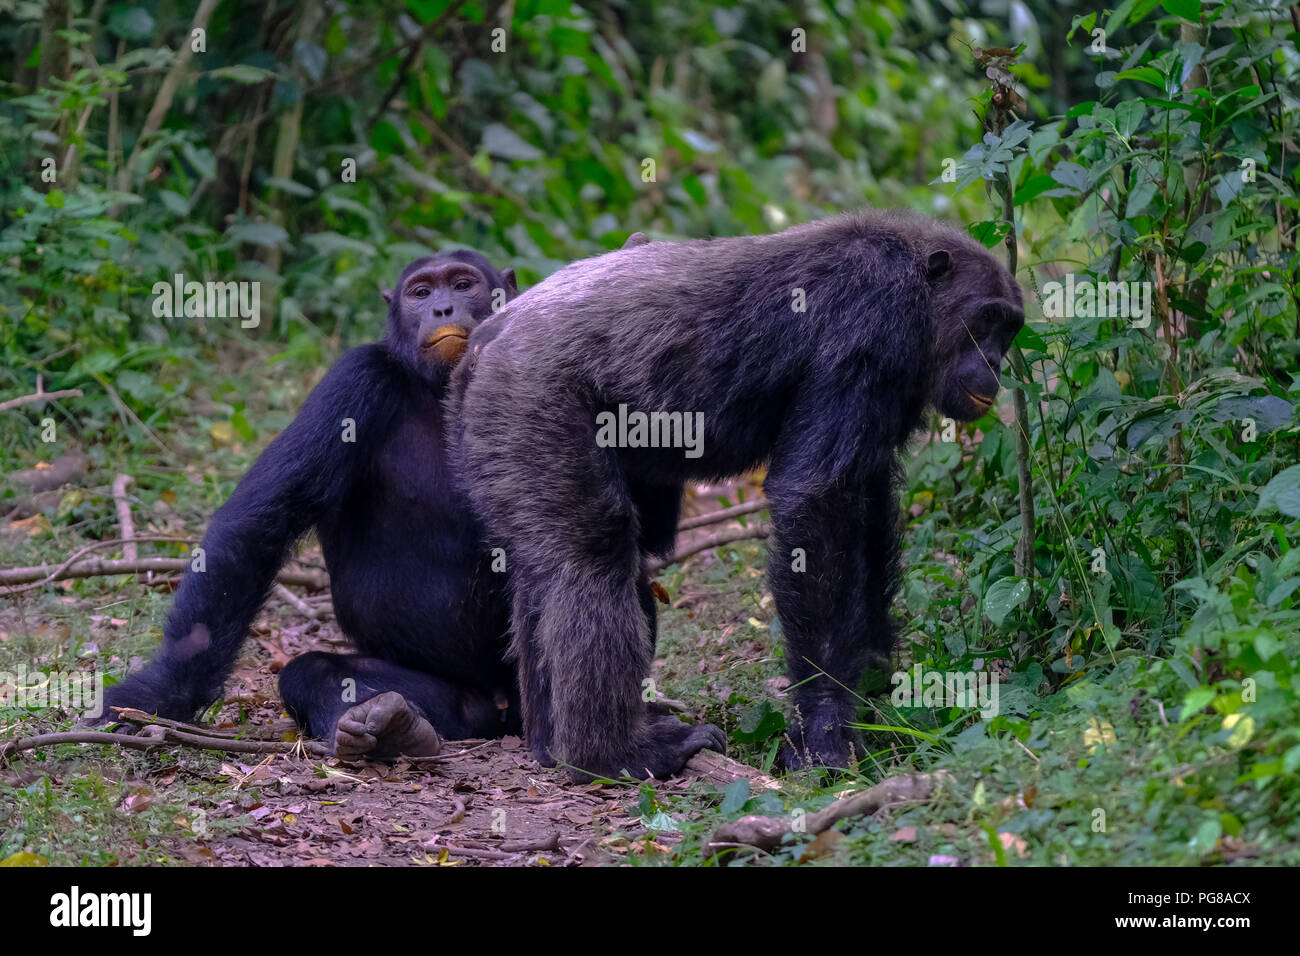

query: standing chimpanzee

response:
[102,250,521,760]
[454,210,1024,780]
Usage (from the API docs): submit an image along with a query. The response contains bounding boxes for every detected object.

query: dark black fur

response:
[454,210,1023,779]
[102,251,523,746]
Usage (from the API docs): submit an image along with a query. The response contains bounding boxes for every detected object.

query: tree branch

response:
[677,498,768,531]
[647,522,771,573]
[0,375,83,413]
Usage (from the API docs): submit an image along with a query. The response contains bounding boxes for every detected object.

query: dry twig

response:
[708,770,950,856]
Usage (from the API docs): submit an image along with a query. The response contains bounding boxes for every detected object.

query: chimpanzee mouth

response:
[421,329,468,352]
[965,388,995,408]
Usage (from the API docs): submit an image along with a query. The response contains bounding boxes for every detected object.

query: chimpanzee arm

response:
[762,376,912,770]
[101,346,403,721]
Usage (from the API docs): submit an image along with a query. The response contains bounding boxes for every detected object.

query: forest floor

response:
[3,474,1298,867]
[0,479,791,867]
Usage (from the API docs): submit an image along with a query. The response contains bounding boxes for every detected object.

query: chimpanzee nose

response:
[432,304,455,319]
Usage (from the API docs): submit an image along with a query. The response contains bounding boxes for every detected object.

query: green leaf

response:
[1163,0,1201,19]
[404,0,456,22]
[968,219,1012,248]
[303,231,377,258]
[1189,817,1221,856]
[1014,324,1047,351]
[106,6,155,40]
[1282,746,1300,775]
[984,578,1031,627]
[225,222,288,248]
[371,121,405,156]
[1257,464,1300,518]
[1181,687,1214,717]
[1114,66,1165,88]
[482,123,543,161]
[639,810,681,832]
[1115,100,1145,137]
[1264,579,1300,606]
[206,64,276,84]
[231,409,255,442]
[181,143,216,180]
[734,701,784,743]
[1013,174,1058,206]
[263,176,313,197]
[719,779,750,816]
[1050,161,1088,192]
[159,190,190,215]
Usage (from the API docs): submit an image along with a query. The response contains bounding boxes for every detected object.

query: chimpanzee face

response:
[383,254,517,380]
[925,249,1024,422]
[936,299,1023,420]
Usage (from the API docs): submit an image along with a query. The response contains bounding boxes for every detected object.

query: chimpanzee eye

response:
[413,287,429,298]
[454,280,472,292]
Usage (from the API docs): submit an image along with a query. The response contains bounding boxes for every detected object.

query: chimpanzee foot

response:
[632,715,726,779]
[334,691,442,761]
[781,702,863,772]
[563,714,726,782]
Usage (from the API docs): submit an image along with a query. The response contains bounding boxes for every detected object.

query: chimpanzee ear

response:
[381,288,394,305]
[500,268,519,299]
[926,250,952,280]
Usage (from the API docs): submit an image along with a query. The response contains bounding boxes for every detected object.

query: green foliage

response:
[2,0,1299,865]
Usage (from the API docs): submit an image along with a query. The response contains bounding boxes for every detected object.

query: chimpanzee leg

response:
[629,479,683,657]
[765,471,899,770]
[506,580,556,764]
[510,483,721,779]
[278,651,518,759]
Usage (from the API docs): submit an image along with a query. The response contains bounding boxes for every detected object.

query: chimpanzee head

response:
[922,239,1024,422]
[382,250,518,380]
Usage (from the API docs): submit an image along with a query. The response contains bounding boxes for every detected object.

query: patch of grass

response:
[0,741,244,866]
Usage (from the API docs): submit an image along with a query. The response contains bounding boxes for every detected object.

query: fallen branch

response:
[434,795,467,829]
[0,555,329,590]
[432,832,562,861]
[4,490,765,588]
[111,474,137,562]
[648,522,771,572]
[684,749,781,790]
[2,528,764,588]
[2,724,331,760]
[709,770,950,856]
[0,535,192,595]
[0,375,84,413]
[109,707,296,741]
[274,583,327,620]
[677,498,768,531]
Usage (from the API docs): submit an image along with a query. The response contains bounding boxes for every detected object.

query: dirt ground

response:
[1,479,774,866]
[170,737,720,868]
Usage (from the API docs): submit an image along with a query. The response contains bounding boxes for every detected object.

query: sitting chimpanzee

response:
[102,250,521,760]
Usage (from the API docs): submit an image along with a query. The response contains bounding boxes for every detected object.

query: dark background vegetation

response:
[1,0,1298,865]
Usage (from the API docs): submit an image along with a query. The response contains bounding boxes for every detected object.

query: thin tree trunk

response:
[1004,182,1035,579]
[117,0,222,192]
